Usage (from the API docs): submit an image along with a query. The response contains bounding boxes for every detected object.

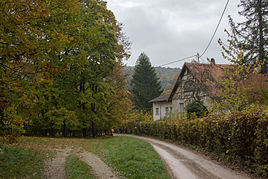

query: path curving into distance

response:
[116,134,250,179]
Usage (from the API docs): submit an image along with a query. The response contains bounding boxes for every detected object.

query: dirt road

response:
[118,134,250,179]
[43,147,118,179]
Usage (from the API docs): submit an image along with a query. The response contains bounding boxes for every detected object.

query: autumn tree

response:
[106,62,132,133]
[228,0,268,73]
[131,53,163,111]
[214,29,266,113]
[0,0,82,135]
[1,0,131,138]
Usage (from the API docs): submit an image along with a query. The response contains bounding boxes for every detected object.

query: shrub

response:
[185,101,208,119]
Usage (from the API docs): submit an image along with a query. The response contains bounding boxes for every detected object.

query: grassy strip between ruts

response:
[87,136,170,178]
[1,136,170,178]
[65,155,95,179]
[0,143,46,178]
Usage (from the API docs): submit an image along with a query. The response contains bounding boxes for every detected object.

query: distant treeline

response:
[124,66,180,91]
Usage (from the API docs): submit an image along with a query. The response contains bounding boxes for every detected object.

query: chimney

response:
[210,58,215,65]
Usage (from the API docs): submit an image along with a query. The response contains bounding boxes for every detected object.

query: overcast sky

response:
[106,0,243,68]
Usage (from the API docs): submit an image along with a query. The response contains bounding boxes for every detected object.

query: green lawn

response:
[0,144,46,178]
[0,136,169,178]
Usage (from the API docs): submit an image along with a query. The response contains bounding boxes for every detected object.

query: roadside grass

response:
[0,143,46,178]
[8,136,169,178]
[66,155,95,179]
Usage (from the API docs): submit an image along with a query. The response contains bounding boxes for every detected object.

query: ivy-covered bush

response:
[185,101,208,119]
[116,107,268,177]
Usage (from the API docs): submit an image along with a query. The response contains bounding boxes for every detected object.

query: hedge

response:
[116,108,268,177]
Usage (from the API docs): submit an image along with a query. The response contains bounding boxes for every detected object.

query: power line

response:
[200,0,230,57]
[159,55,196,67]
[155,0,229,67]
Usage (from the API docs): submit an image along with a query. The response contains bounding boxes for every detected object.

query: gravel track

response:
[43,148,72,179]
[77,150,118,179]
[118,134,250,179]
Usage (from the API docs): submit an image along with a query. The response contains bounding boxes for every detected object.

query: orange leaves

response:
[14,16,22,22]
[69,37,74,41]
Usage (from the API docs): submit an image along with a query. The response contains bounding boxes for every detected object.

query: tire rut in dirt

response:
[150,141,218,179]
[77,150,119,179]
[43,148,72,179]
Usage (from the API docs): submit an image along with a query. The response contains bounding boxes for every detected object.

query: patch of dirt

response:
[77,150,119,179]
[43,148,72,179]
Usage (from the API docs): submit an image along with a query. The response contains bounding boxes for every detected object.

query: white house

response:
[149,93,172,121]
[150,61,230,121]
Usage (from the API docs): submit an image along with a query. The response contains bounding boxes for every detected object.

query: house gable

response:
[170,62,232,101]
[172,67,208,102]
[169,62,233,113]
[169,64,210,113]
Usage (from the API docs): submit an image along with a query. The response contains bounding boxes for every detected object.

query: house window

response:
[179,103,184,113]
[170,107,172,112]
[155,108,159,115]
[165,107,169,115]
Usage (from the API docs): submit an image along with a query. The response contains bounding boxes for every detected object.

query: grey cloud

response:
[107,0,241,67]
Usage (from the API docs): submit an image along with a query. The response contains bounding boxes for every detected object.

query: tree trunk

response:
[257,0,266,73]
[44,129,47,137]
[80,74,87,137]
[83,128,87,137]
[0,108,4,127]
[91,121,96,138]
[50,125,55,137]
[63,120,66,137]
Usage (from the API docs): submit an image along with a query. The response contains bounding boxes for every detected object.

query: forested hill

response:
[124,66,181,91]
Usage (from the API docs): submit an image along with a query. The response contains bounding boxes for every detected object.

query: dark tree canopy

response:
[131,53,163,111]
[229,0,268,73]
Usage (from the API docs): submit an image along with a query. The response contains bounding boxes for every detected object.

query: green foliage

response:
[215,30,266,114]
[127,110,153,122]
[0,0,82,134]
[228,0,268,73]
[66,155,94,179]
[185,101,208,119]
[117,107,268,177]
[45,108,78,131]
[131,53,163,111]
[105,63,132,130]
[0,0,131,137]
[0,144,46,178]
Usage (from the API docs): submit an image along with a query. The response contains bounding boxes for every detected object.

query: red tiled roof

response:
[169,62,232,100]
[185,63,233,97]
[185,63,231,82]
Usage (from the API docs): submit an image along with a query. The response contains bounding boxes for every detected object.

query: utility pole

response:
[197,53,200,63]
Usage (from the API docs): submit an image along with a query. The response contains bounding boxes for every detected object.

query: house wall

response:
[172,68,211,114]
[152,102,172,121]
